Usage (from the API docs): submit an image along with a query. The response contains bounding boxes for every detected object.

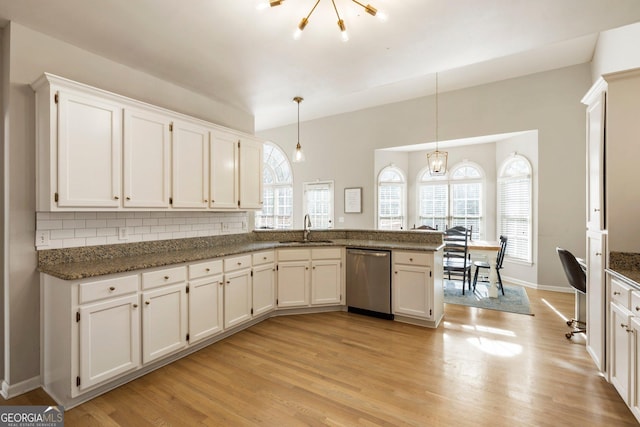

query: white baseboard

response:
[502,275,573,293]
[1,376,41,400]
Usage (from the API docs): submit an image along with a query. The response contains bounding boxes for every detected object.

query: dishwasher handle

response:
[347,249,389,257]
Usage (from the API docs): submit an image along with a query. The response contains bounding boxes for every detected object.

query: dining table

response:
[467,239,502,298]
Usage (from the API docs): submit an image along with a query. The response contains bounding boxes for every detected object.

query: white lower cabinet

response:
[78,286,140,390]
[224,254,253,329]
[188,260,224,344]
[611,301,632,403]
[392,250,443,326]
[252,251,276,317]
[311,248,342,306]
[277,249,311,308]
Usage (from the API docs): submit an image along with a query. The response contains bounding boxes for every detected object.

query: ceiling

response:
[0,0,639,131]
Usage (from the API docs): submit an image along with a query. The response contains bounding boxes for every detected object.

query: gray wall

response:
[2,22,254,388]
[259,64,592,291]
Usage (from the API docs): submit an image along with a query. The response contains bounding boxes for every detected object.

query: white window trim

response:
[256,142,294,230]
[303,180,335,229]
[377,165,407,230]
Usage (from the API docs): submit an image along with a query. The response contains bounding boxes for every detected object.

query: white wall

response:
[592,22,640,82]
[259,64,591,290]
[2,22,255,388]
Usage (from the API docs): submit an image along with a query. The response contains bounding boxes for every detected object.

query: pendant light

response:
[292,96,306,163]
[427,72,448,176]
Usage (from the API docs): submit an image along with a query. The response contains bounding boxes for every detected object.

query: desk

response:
[468,240,502,298]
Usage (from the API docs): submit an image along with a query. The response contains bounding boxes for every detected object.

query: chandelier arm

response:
[305,0,322,21]
[330,0,343,20]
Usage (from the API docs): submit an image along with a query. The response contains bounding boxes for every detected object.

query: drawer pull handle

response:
[109,286,115,291]
[164,276,170,280]
[595,252,602,256]
[614,291,621,296]
[145,301,150,305]
[132,304,138,308]
[621,323,628,329]
[114,196,119,200]
[594,208,600,212]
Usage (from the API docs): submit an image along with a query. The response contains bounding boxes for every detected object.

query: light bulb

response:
[376,10,388,21]
[338,19,349,42]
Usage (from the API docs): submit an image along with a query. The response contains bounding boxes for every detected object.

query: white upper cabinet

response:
[239,136,263,209]
[123,108,171,208]
[171,120,210,209]
[57,90,122,208]
[32,73,263,212]
[210,130,239,209]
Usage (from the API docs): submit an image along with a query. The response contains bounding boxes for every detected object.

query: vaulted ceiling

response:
[0,0,639,130]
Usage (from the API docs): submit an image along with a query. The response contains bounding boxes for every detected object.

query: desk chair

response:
[556,247,587,339]
[472,235,508,295]
[443,226,472,294]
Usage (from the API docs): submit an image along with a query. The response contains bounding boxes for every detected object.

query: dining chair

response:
[443,226,472,294]
[472,235,508,295]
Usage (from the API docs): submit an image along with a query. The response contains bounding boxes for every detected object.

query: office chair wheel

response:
[566,320,573,327]
[565,332,573,339]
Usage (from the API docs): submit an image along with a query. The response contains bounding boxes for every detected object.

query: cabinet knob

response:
[409,258,413,262]
[205,268,210,272]
[621,323,628,329]
[108,286,115,291]
[595,252,602,256]
[313,266,316,269]
[394,271,398,274]
[132,304,138,308]
[635,306,640,312]
[164,276,170,280]
[614,291,621,296]
[204,199,208,203]
[126,196,131,201]
[226,281,230,284]
[594,208,600,212]
[219,281,224,286]
[114,196,119,200]
[263,256,267,260]
[237,262,242,265]
[145,301,150,305]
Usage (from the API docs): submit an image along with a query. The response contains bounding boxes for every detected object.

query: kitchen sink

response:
[279,240,333,244]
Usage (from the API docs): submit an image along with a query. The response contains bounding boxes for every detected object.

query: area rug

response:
[443,280,533,315]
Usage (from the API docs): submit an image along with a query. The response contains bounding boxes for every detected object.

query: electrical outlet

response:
[36,230,50,247]
[118,227,129,240]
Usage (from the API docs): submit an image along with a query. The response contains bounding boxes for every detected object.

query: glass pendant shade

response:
[427,149,448,176]
[292,142,306,163]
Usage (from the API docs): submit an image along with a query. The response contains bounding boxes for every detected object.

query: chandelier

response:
[259,0,387,41]
[427,73,448,176]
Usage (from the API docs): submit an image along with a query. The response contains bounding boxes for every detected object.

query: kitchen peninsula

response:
[39,229,443,409]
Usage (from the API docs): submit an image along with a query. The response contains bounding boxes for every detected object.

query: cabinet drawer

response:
[311,248,341,260]
[142,266,187,290]
[189,259,222,280]
[611,278,633,309]
[253,251,275,266]
[79,275,139,304]
[278,249,311,262]
[224,254,252,272]
[394,251,431,267]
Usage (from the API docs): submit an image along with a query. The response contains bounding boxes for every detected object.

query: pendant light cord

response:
[435,72,439,150]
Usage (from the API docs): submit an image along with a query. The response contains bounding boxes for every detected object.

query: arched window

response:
[498,154,532,263]
[377,166,406,230]
[417,162,484,239]
[255,142,293,229]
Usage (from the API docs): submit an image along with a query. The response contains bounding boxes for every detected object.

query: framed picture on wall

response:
[344,187,362,213]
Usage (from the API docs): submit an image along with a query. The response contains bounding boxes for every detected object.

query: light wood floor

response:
[3,288,638,426]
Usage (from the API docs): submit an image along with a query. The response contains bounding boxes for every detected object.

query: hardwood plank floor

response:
[2,288,637,426]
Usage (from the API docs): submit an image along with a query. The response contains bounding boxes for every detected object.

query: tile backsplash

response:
[35,211,249,250]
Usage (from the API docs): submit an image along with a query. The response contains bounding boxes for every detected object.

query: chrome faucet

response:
[303,214,312,241]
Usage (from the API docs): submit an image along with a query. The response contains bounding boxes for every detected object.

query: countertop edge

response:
[606,268,640,288]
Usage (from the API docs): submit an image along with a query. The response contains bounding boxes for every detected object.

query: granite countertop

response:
[38,231,444,281]
[607,252,640,287]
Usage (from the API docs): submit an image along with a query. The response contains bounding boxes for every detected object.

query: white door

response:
[188,275,224,344]
[238,137,263,209]
[172,120,209,208]
[224,269,253,329]
[142,283,188,364]
[277,261,310,308]
[393,265,431,319]
[78,294,140,390]
[210,131,238,209]
[311,259,342,305]
[123,108,171,208]
[610,302,632,404]
[252,263,275,316]
[57,90,122,208]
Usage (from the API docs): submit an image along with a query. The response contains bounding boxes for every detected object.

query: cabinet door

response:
[210,131,238,209]
[277,261,310,308]
[311,259,342,305]
[393,265,431,319]
[630,316,640,420]
[142,283,188,364]
[238,137,263,209]
[253,263,276,317]
[78,294,140,390]
[188,275,224,344]
[172,120,209,208]
[123,108,171,208]
[610,302,632,404]
[586,230,606,371]
[224,269,253,329]
[586,91,605,230]
[57,90,122,208]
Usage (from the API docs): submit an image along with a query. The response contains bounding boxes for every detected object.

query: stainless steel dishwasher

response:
[346,248,393,320]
